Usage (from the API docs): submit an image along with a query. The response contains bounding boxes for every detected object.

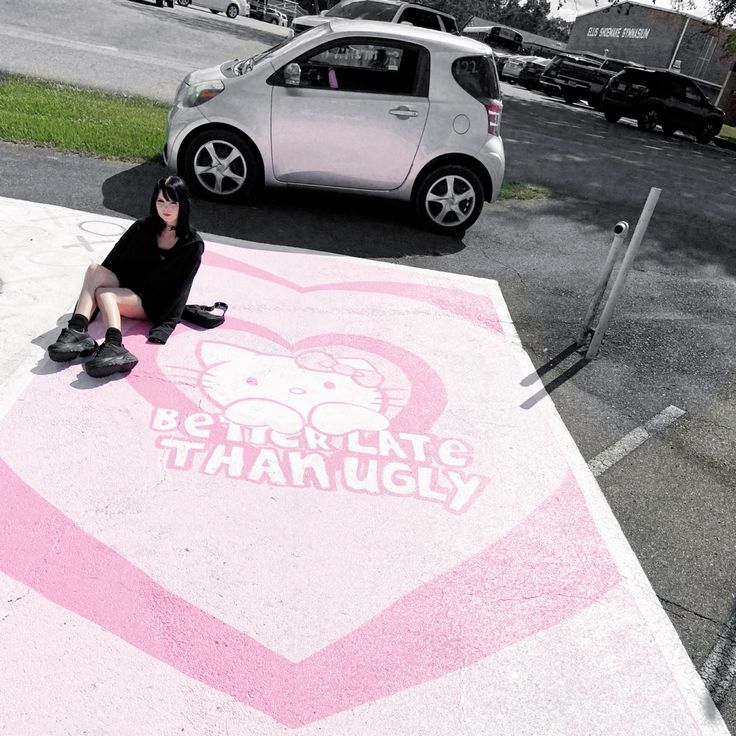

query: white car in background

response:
[500,55,536,83]
[176,0,250,19]
[164,22,505,234]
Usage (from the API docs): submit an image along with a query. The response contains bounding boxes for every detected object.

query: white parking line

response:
[588,405,686,477]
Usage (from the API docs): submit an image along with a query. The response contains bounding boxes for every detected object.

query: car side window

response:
[284,41,427,96]
[684,83,703,103]
[398,7,443,30]
[441,16,459,34]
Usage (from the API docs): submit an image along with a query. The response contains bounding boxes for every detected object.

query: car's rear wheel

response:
[184,129,261,202]
[271,17,279,23]
[177,0,191,5]
[638,106,659,132]
[696,121,717,144]
[413,165,484,236]
[603,108,620,123]
[226,3,239,17]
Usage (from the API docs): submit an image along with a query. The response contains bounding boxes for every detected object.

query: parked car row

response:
[513,51,725,145]
[500,54,550,86]
[174,0,289,23]
[176,0,250,18]
[291,0,459,37]
[163,21,505,234]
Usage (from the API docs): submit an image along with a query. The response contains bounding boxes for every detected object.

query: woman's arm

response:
[147,242,204,344]
[101,220,143,275]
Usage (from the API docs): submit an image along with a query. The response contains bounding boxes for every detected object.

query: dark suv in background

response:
[601,68,725,144]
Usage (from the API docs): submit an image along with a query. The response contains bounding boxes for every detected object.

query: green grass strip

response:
[0,74,168,161]
[499,181,549,201]
[719,124,736,144]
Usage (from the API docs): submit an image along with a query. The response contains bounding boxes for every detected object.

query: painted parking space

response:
[0,196,728,735]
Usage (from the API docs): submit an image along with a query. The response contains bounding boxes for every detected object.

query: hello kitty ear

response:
[335,357,377,371]
[198,341,257,367]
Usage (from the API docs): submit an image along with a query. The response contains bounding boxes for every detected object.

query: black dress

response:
[101,217,204,344]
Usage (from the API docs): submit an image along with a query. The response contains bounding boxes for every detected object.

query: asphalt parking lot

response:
[1,1,735,728]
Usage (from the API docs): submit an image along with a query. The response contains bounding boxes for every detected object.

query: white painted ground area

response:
[0,197,728,734]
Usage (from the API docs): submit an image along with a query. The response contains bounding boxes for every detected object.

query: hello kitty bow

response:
[295,351,383,388]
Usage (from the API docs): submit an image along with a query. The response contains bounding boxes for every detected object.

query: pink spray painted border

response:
[0,461,618,727]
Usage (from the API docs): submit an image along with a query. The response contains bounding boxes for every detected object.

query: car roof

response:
[333,0,456,19]
[323,19,490,52]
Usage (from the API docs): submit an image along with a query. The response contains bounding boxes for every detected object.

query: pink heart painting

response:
[0,241,695,731]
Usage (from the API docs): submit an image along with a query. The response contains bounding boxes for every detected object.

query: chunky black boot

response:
[85,341,139,378]
[48,328,98,362]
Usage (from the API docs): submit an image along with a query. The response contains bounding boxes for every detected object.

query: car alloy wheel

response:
[177,0,191,4]
[638,107,658,132]
[185,129,260,201]
[226,3,239,17]
[414,165,484,236]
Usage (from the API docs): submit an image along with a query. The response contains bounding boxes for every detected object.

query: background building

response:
[567,0,736,123]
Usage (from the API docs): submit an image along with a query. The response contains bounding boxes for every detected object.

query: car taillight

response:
[485,99,503,136]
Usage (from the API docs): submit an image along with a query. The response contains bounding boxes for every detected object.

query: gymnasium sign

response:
[587,26,651,38]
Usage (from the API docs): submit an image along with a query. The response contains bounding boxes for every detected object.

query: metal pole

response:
[586,187,662,360]
[576,220,629,346]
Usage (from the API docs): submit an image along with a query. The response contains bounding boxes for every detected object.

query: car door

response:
[677,82,709,134]
[270,39,430,190]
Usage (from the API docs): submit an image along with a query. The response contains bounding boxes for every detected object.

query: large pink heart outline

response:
[0,255,619,725]
[0,461,619,727]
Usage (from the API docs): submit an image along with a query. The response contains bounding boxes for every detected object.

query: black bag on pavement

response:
[182,302,228,329]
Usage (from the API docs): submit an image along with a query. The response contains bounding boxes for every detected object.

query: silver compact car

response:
[164,21,505,234]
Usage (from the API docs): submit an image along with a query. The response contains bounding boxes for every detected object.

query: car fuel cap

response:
[453,114,470,135]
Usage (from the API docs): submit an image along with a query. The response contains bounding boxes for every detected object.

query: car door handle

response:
[389,106,418,118]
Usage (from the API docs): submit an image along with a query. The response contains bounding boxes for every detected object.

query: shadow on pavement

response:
[101,162,467,259]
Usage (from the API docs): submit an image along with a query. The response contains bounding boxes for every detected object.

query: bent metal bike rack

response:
[577,187,662,360]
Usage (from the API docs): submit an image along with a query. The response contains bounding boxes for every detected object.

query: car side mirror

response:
[320,9,327,14]
[284,63,301,87]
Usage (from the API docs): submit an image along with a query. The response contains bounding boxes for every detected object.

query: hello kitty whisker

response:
[165,364,200,374]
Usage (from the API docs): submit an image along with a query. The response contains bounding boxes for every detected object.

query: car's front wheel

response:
[177,0,191,5]
[413,165,485,236]
[696,121,717,144]
[226,3,239,17]
[184,129,261,202]
[638,105,659,132]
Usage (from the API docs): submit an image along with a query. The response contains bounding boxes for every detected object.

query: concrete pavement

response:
[0,195,729,733]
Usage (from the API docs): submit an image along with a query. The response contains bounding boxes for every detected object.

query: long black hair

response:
[149,176,192,238]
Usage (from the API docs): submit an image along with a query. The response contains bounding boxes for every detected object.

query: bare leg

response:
[75,264,120,319]
[95,287,147,331]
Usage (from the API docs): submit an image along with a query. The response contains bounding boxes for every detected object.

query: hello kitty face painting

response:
[198,343,390,436]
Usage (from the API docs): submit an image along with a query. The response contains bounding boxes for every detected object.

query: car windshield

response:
[325,0,397,20]
[233,27,331,75]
